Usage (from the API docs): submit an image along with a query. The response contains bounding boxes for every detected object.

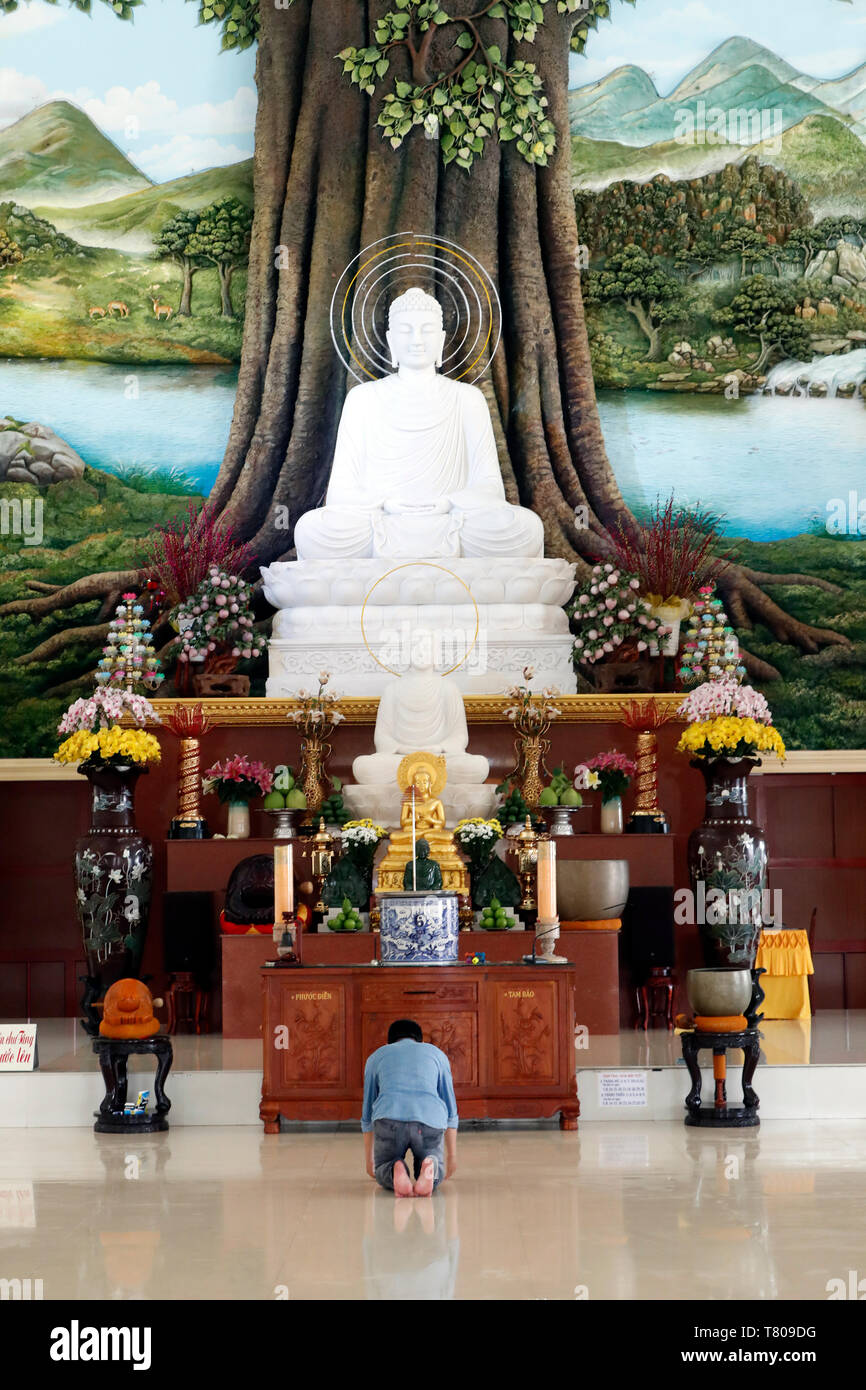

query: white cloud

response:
[74,82,180,135]
[135,133,253,182]
[52,80,256,138]
[183,87,257,136]
[0,68,49,125]
[0,3,65,37]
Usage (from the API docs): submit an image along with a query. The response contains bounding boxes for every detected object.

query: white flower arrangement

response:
[454,817,503,847]
[341,819,386,846]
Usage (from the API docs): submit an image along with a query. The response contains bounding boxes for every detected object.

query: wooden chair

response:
[635,966,676,1031]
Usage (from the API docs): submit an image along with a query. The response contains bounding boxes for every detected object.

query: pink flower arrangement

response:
[202,755,274,804]
[58,688,161,735]
[678,678,772,726]
[585,750,637,803]
[175,568,264,667]
[571,564,669,664]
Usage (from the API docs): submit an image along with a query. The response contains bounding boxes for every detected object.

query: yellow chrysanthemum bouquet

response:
[55,689,162,769]
[677,679,786,762]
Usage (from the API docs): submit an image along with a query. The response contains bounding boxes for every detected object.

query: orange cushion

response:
[694,1014,747,1032]
[560,918,622,931]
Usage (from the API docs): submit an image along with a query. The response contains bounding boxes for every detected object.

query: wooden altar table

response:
[259,963,579,1131]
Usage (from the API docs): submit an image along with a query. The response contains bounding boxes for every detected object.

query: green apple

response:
[559,787,582,807]
[263,791,286,810]
[538,786,558,807]
[285,788,307,809]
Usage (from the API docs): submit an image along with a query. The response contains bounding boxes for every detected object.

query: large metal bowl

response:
[686,967,752,1018]
[556,859,630,921]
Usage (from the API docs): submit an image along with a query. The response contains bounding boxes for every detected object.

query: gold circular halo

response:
[329,231,502,385]
[360,562,480,677]
[397,751,447,796]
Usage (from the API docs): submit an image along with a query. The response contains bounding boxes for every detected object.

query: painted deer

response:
[88,306,106,319]
[150,296,173,321]
[106,301,129,317]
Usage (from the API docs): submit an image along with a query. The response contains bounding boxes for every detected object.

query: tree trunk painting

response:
[0,0,851,686]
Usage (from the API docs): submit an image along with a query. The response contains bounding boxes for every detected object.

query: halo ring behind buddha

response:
[397,751,448,798]
[330,231,502,384]
[360,562,480,678]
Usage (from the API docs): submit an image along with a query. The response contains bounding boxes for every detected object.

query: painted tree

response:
[722,226,769,279]
[716,275,812,374]
[185,197,252,319]
[584,245,682,361]
[153,211,203,317]
[0,0,851,678]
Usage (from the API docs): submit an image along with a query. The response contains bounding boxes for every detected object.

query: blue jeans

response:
[373,1118,445,1190]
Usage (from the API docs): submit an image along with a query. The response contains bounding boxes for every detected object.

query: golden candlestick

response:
[512,816,539,914]
[166,704,211,839]
[310,818,335,918]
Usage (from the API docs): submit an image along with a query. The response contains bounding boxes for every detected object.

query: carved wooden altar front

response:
[260,964,578,1132]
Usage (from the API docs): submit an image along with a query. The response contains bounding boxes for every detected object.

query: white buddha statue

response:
[353,648,489,788]
[294,286,543,560]
[342,643,496,825]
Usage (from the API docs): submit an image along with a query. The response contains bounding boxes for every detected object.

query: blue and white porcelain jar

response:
[379,892,459,966]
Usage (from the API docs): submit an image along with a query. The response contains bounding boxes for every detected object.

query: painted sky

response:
[0,0,256,182]
[568,0,866,92]
[1,0,863,185]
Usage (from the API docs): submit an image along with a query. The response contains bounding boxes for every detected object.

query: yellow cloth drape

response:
[756,929,813,1020]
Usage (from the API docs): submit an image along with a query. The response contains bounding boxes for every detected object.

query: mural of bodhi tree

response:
[0,0,859,748]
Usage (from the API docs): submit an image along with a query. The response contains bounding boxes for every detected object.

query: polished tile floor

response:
[1,1121,865,1300]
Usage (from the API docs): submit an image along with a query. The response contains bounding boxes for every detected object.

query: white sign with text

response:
[0,1024,38,1071]
[597,1070,648,1107]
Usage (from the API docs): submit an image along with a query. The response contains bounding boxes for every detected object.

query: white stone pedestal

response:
[261,557,577,697]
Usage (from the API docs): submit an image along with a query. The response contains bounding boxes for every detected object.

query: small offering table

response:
[260,963,578,1132]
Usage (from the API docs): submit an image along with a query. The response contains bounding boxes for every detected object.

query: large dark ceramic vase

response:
[687,757,768,969]
[75,762,153,1034]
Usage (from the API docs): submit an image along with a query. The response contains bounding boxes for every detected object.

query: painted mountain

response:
[570,36,866,215]
[0,100,152,206]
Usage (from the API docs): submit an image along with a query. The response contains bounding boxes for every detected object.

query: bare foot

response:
[413,1156,436,1198]
[393,1160,414,1198]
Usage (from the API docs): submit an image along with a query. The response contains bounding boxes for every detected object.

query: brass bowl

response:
[686,967,752,1018]
[556,859,629,921]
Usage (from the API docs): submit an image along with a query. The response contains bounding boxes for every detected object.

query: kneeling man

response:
[362,1018,458,1197]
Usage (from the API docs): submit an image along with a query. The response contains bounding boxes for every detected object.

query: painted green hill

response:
[0,101,151,206]
[670,36,800,101]
[753,113,866,215]
[36,160,255,252]
[573,114,866,217]
[572,130,743,190]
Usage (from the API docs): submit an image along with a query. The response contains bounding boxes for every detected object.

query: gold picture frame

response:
[149,693,684,727]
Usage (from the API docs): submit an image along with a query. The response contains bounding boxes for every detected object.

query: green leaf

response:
[433,7,449,21]
[455,30,473,49]
[486,44,501,63]
[376,58,389,78]
[395,80,412,97]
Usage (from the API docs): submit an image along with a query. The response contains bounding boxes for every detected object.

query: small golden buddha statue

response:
[376,752,468,895]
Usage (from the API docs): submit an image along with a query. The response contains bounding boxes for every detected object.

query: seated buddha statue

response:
[293,286,544,560]
[376,753,468,895]
[352,647,489,789]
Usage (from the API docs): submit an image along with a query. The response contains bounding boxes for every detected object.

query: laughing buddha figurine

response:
[376,752,468,895]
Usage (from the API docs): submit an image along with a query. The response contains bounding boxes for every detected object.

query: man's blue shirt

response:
[361,1038,459,1133]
